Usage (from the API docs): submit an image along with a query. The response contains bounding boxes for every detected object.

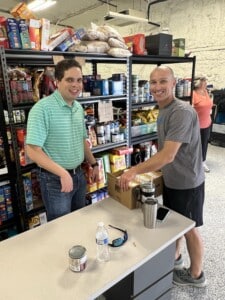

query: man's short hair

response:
[55,59,82,81]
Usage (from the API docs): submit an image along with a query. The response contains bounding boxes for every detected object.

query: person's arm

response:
[119,140,182,191]
[83,140,99,182]
[26,144,73,192]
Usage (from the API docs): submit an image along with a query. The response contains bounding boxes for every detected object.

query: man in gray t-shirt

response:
[158,98,204,189]
[119,66,206,288]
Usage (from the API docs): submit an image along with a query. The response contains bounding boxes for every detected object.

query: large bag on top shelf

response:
[69,40,110,53]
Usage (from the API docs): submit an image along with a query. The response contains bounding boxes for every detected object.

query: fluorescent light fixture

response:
[104,9,148,26]
[28,0,56,12]
[104,1,168,27]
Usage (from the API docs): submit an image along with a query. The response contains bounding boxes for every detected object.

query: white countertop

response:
[0,197,194,300]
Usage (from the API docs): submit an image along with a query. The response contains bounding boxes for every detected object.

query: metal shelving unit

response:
[0,47,196,234]
[0,56,22,236]
[0,47,131,232]
[127,55,196,148]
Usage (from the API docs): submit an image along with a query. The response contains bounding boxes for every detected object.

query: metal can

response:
[111,132,120,143]
[68,245,87,272]
[96,123,105,135]
[104,123,111,143]
[97,134,105,145]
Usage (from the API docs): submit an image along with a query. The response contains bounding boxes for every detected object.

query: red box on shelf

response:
[111,146,133,156]
[124,33,146,55]
[0,17,9,48]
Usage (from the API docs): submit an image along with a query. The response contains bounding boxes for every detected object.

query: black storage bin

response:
[145,33,172,56]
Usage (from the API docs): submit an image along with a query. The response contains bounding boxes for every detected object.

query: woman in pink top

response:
[193,75,213,172]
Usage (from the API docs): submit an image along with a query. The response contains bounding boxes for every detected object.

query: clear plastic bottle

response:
[96,222,110,262]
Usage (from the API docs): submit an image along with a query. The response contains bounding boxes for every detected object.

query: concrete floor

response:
[171,143,225,300]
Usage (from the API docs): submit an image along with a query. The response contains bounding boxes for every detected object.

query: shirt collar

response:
[53,90,78,110]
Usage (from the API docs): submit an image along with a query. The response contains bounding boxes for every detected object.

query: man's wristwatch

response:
[91,162,99,168]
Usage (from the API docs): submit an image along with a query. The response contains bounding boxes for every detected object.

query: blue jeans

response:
[39,169,87,221]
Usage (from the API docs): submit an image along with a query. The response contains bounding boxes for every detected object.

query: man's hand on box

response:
[119,168,137,191]
[91,166,100,183]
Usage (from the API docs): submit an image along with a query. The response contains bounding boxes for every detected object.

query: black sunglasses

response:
[108,224,128,247]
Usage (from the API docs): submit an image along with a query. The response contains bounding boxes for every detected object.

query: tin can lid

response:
[69,245,86,259]
[140,183,155,193]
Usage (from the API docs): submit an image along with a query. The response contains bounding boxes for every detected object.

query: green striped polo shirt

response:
[26,90,87,169]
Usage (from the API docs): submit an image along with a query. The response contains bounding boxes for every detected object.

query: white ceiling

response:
[0,0,149,28]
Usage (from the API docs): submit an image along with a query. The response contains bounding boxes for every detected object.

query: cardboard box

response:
[10,2,36,20]
[96,157,106,189]
[172,38,185,57]
[40,18,50,51]
[54,37,75,51]
[95,152,111,182]
[0,17,9,48]
[124,33,146,55]
[109,153,126,173]
[107,170,163,209]
[6,18,22,49]
[111,146,133,156]
[18,19,31,49]
[29,19,41,50]
[145,33,172,56]
[47,28,74,51]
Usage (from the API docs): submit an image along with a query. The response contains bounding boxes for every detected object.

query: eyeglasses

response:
[108,224,128,247]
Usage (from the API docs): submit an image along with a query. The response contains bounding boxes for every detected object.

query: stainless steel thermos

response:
[143,198,158,229]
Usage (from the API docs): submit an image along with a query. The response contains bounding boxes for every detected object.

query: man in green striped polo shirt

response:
[26,59,99,221]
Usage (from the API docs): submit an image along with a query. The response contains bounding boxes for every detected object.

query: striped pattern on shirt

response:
[26,90,87,169]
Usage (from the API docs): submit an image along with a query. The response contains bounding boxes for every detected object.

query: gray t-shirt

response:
[157,99,205,189]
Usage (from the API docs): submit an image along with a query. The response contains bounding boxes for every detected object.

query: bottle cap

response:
[98,221,104,227]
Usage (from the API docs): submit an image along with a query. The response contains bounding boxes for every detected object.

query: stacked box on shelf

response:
[30,169,43,209]
[17,19,31,49]
[40,18,50,51]
[83,157,106,193]
[3,184,14,219]
[96,157,106,189]
[0,183,14,222]
[23,172,33,211]
[29,19,41,50]
[86,188,108,205]
[145,33,172,56]
[83,162,97,193]
[47,28,74,51]
[0,17,9,48]
[0,134,6,169]
[0,186,7,223]
[55,37,75,52]
[6,18,22,49]
[109,153,126,173]
[28,211,47,229]
[172,38,185,57]
[95,152,111,183]
[86,188,108,204]
[16,128,33,166]
[111,146,133,156]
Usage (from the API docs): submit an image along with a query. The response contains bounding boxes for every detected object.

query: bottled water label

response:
[96,237,108,245]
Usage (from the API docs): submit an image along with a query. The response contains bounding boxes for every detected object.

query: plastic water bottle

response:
[96,222,110,262]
